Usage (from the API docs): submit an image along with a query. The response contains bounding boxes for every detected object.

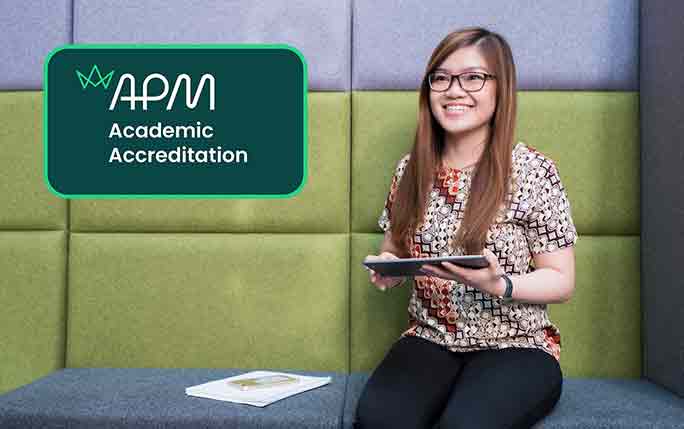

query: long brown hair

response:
[390,27,517,255]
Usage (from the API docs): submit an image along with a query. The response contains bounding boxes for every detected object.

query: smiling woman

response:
[356,27,577,429]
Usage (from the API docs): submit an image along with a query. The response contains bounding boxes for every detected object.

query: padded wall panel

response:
[73,0,350,90]
[641,0,684,397]
[350,233,413,372]
[351,234,640,378]
[67,233,349,372]
[0,231,66,394]
[549,236,641,378]
[351,91,639,236]
[0,92,66,229]
[0,0,71,89]
[71,93,349,232]
[352,0,638,90]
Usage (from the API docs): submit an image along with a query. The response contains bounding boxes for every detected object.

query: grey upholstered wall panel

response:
[0,0,72,89]
[641,1,684,398]
[73,0,350,90]
[352,0,638,90]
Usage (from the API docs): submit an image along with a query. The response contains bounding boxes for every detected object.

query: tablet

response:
[363,255,489,277]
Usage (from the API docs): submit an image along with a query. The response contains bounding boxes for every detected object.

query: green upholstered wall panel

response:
[351,91,639,236]
[0,92,66,229]
[549,235,641,378]
[350,233,640,378]
[517,92,640,236]
[71,92,350,233]
[67,233,349,372]
[350,233,413,372]
[0,231,66,394]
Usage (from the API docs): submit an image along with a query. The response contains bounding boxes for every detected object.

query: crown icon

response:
[76,65,115,89]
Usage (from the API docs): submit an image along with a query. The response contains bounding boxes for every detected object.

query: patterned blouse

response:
[378,142,578,361]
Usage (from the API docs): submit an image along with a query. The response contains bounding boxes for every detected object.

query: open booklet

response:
[185,371,332,407]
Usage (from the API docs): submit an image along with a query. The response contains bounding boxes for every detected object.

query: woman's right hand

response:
[364,252,406,291]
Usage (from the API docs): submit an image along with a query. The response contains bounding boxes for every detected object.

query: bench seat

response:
[0,368,347,429]
[2,369,684,428]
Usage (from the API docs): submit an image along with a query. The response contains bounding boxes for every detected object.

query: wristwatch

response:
[499,274,514,303]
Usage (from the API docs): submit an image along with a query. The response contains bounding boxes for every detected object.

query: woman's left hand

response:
[420,248,505,296]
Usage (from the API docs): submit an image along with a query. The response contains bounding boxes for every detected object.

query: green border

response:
[43,44,308,199]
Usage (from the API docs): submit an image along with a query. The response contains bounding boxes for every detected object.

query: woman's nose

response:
[445,78,469,98]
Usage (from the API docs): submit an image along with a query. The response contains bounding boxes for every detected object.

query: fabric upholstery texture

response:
[0,0,71,89]
[0,368,347,429]
[351,91,640,236]
[0,231,66,394]
[343,373,684,429]
[73,0,351,90]
[352,0,638,90]
[1,0,678,419]
[640,0,684,397]
[70,93,350,232]
[66,233,349,372]
[350,233,416,372]
[350,234,640,377]
[0,92,66,229]
[547,236,641,378]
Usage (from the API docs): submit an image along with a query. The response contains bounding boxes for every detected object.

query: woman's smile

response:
[443,102,475,117]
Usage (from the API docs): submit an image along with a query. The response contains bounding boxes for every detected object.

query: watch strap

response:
[500,274,513,301]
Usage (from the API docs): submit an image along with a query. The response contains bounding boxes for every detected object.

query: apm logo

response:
[109,72,215,111]
[76,65,115,89]
[76,65,215,111]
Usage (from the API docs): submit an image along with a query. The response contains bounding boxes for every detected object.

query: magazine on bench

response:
[185,371,332,407]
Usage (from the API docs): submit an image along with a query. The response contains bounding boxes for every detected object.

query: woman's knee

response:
[354,337,466,428]
[354,383,435,429]
[435,348,563,429]
[354,399,428,429]
[354,373,447,429]
[434,383,561,429]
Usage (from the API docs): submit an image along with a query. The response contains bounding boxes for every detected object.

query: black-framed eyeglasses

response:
[428,71,496,92]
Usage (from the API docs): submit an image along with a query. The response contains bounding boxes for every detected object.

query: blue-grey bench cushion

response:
[343,373,684,429]
[0,368,347,429]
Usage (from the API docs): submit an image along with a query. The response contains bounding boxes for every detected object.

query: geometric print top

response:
[378,142,578,362]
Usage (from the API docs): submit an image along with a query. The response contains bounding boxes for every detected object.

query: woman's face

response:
[428,46,497,139]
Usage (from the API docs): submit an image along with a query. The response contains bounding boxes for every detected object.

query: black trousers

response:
[354,336,562,429]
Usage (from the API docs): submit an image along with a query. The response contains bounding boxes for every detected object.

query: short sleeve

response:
[524,160,578,255]
[378,154,410,232]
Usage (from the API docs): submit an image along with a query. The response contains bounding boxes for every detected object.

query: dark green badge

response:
[45,45,307,198]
